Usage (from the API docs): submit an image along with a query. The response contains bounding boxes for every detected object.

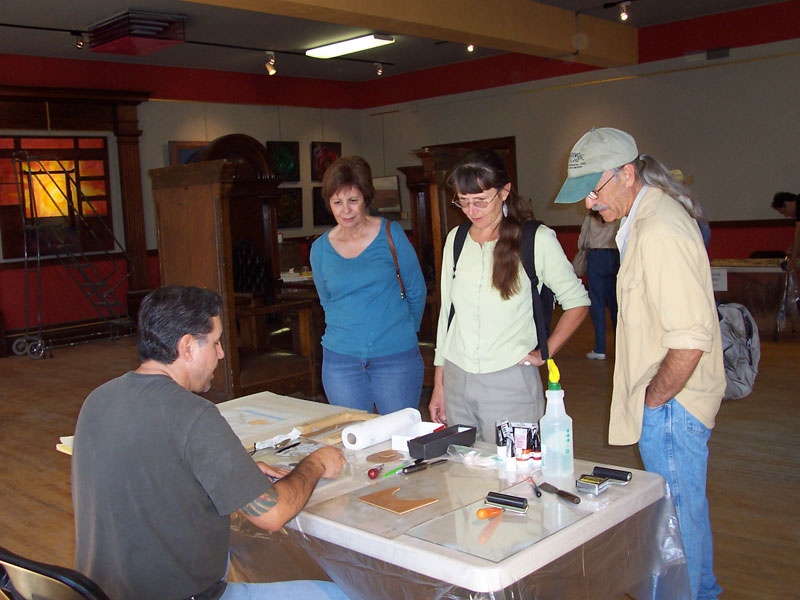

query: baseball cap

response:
[553,127,639,204]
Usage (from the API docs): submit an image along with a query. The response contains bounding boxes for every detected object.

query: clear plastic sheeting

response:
[229,468,690,599]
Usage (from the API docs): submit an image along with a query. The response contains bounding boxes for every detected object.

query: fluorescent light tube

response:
[306,34,394,59]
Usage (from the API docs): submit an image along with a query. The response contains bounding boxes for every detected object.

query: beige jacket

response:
[610,187,724,445]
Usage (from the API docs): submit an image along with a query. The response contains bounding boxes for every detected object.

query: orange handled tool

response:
[476,506,504,520]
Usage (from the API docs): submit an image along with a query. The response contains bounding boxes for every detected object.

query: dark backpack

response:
[446,220,555,360]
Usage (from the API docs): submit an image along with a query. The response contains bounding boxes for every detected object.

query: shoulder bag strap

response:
[385,219,407,299]
[447,222,471,330]
[520,220,550,361]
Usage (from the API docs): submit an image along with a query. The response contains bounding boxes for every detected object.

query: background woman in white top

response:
[429,149,589,443]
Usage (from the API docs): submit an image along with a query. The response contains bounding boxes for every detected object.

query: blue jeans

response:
[322,346,423,414]
[221,580,349,599]
[639,399,721,600]
[587,249,619,354]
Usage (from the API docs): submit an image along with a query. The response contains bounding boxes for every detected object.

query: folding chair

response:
[0,546,109,600]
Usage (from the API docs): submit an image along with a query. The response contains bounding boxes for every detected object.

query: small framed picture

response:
[310,141,341,181]
[266,141,300,181]
[168,141,207,166]
[371,175,402,221]
[276,188,303,228]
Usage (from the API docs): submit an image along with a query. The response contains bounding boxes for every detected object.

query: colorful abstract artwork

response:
[310,141,341,181]
[312,187,336,227]
[276,187,303,228]
[267,141,300,181]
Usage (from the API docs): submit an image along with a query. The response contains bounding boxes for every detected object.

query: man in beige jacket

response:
[555,128,724,600]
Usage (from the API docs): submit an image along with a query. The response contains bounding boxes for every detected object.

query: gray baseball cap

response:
[554,127,639,204]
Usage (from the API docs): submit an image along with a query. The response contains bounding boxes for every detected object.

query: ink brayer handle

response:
[486,491,528,510]
[592,466,632,482]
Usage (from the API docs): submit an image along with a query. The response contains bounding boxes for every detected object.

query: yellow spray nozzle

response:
[546,359,561,389]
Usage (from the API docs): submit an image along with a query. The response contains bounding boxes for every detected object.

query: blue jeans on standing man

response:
[639,398,721,600]
[322,346,423,414]
[587,248,619,354]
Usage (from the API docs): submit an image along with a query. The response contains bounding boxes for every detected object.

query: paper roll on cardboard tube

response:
[341,408,421,450]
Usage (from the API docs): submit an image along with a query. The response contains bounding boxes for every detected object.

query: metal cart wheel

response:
[26,339,45,359]
[12,337,29,356]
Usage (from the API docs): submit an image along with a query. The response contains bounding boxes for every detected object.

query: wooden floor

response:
[1,321,798,599]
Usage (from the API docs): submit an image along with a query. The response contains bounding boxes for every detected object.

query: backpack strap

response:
[385,219,406,300]
[446,222,471,330]
[520,220,552,361]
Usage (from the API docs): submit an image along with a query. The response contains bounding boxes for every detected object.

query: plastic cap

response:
[546,359,562,390]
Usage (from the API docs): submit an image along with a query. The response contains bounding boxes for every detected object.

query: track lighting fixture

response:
[466,44,475,53]
[619,2,630,21]
[265,51,277,75]
[375,62,383,76]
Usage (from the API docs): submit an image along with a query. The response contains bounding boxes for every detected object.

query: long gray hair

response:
[621,154,701,219]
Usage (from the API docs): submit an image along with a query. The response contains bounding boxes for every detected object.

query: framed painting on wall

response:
[371,175,402,221]
[168,141,207,166]
[276,187,303,228]
[312,187,336,227]
[310,141,341,181]
[266,141,300,181]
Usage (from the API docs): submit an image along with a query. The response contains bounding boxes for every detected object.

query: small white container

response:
[391,422,442,453]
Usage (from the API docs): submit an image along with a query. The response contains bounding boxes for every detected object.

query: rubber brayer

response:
[485,491,528,514]
[592,466,632,484]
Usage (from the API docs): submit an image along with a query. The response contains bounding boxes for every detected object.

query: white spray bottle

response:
[540,359,574,479]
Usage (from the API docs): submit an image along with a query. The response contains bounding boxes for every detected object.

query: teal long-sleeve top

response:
[310,219,426,359]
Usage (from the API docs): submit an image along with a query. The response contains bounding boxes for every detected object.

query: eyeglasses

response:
[587,175,614,201]
[452,189,501,210]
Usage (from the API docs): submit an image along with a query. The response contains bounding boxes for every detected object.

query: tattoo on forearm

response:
[241,487,279,517]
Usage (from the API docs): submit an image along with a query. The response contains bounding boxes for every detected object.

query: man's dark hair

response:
[772,192,798,210]
[137,286,223,364]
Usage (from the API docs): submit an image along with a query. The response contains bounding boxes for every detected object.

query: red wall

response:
[0,254,161,331]
[553,220,795,262]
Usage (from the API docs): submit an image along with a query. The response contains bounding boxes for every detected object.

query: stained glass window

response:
[0,135,112,259]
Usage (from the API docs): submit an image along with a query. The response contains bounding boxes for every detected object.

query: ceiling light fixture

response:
[265,51,277,75]
[619,2,630,21]
[306,34,394,59]
[375,62,383,76]
[71,30,85,49]
[466,44,475,53]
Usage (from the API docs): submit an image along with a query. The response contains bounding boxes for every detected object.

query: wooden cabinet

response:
[149,135,317,401]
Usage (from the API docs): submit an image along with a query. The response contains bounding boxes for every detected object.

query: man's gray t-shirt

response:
[72,372,272,600]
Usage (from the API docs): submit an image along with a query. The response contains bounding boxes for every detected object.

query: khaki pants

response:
[443,360,544,443]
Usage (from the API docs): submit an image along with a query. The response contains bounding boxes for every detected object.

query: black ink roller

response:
[592,466,632,483]
[485,491,528,513]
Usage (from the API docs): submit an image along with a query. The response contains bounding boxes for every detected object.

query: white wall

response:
[137,101,362,247]
[357,38,800,226]
[135,37,800,250]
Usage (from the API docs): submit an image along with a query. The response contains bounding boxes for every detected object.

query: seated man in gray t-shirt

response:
[72,285,349,600]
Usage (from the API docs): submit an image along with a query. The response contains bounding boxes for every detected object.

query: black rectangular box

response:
[407,425,477,460]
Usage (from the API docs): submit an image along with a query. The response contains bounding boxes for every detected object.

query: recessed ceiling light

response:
[306,34,394,59]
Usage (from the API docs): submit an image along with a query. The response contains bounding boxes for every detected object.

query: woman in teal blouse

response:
[310,156,426,414]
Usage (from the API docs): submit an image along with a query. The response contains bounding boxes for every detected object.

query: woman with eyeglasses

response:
[310,156,426,414]
[429,149,589,443]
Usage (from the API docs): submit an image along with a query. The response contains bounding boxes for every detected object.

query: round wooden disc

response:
[366,449,403,463]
